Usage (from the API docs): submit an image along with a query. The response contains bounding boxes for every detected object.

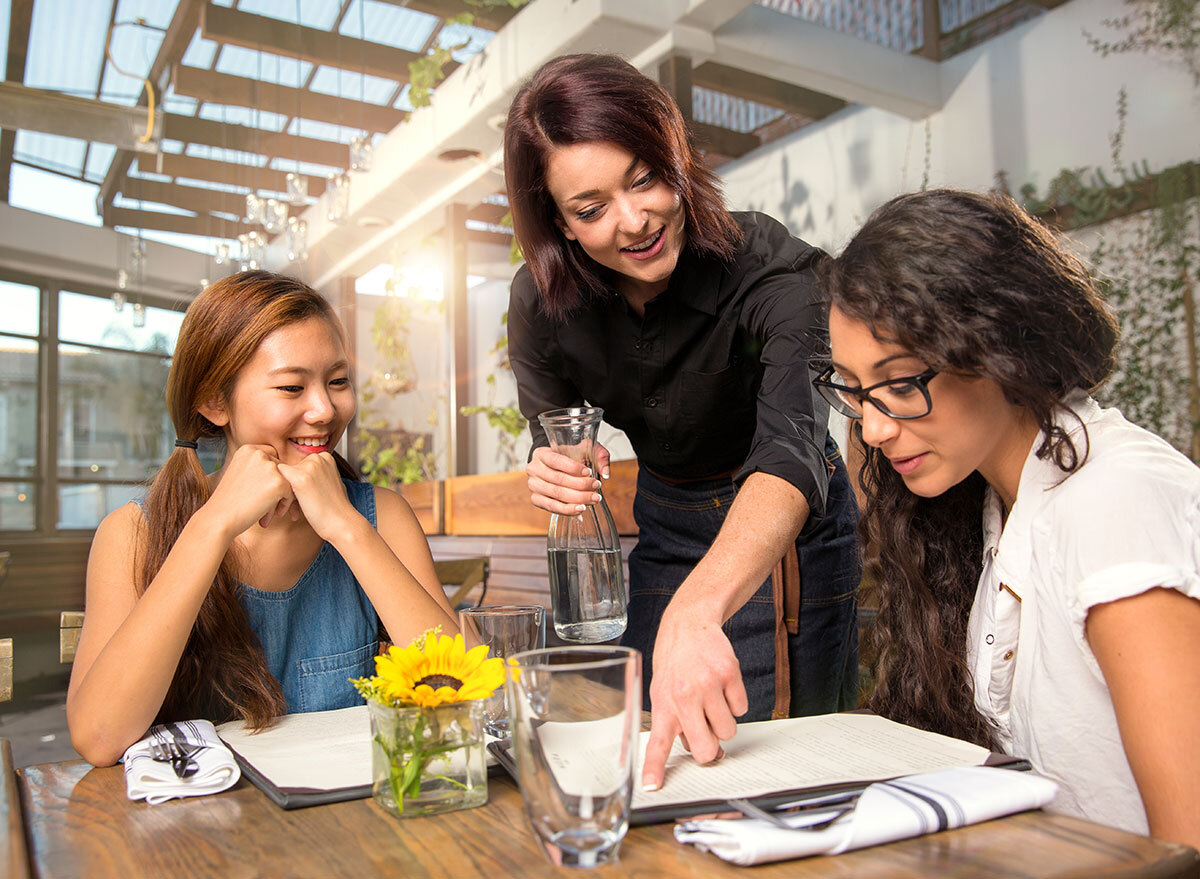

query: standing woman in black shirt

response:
[504,53,860,789]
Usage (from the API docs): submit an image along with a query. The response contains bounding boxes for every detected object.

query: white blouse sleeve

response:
[1053,454,1200,649]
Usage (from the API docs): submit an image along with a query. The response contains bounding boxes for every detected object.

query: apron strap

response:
[770,543,801,719]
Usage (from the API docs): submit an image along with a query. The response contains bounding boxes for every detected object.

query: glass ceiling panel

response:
[215,44,314,87]
[309,66,398,105]
[340,0,439,53]
[10,165,102,226]
[288,117,362,144]
[13,131,87,176]
[239,0,343,30]
[394,83,413,112]
[114,227,230,254]
[106,9,166,79]
[112,193,196,217]
[174,177,249,195]
[197,103,288,132]
[183,143,268,167]
[98,64,142,107]
[267,157,344,179]
[25,0,109,95]
[0,3,10,76]
[85,143,118,182]
[693,86,784,134]
[123,0,178,30]
[162,84,198,116]
[181,28,218,69]
[438,22,495,63]
[127,160,173,182]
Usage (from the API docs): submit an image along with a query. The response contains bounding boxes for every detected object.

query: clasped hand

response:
[206,445,354,539]
[526,443,611,515]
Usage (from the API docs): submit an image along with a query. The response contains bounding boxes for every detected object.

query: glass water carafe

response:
[537,407,627,643]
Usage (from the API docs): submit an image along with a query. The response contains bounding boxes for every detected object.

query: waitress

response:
[504,53,860,790]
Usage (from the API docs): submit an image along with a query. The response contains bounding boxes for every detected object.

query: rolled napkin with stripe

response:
[122,720,241,804]
[674,765,1058,866]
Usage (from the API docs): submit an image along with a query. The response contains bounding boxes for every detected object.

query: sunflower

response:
[372,633,505,708]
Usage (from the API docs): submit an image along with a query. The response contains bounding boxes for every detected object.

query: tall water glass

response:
[459,604,545,738]
[506,646,641,868]
[537,407,627,643]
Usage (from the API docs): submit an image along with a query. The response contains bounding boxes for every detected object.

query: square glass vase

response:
[367,699,488,817]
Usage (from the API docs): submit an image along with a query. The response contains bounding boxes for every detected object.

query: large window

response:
[0,273,186,534]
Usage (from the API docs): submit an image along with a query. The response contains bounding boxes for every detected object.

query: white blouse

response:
[967,393,1200,835]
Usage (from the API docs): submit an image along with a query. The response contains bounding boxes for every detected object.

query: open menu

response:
[215,705,503,810]
[489,713,1025,825]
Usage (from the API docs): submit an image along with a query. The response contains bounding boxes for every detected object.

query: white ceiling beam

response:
[711,4,943,119]
[303,0,684,286]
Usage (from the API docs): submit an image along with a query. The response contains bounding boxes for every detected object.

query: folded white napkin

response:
[122,720,241,804]
[674,766,1058,866]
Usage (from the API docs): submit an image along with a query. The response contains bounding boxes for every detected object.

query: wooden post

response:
[658,55,693,123]
[920,0,942,61]
[445,202,471,477]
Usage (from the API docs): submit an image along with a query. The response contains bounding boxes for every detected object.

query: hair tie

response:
[174,439,198,450]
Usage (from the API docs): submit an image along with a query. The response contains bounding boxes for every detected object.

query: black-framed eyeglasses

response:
[811,365,939,420]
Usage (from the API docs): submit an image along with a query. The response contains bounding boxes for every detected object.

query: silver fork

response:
[147,739,199,778]
[727,796,857,831]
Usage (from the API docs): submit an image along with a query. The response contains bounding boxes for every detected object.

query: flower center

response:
[415,673,463,690]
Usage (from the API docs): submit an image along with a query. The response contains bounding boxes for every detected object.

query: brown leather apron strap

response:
[771,543,801,720]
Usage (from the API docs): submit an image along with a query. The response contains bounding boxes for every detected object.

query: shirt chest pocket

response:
[296,640,378,713]
[678,361,758,434]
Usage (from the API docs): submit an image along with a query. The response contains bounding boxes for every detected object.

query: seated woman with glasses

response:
[817,188,1200,847]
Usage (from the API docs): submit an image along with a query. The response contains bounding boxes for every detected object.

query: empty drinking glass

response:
[506,646,641,868]
[459,605,545,738]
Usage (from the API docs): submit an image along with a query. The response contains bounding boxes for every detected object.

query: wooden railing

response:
[400,459,640,537]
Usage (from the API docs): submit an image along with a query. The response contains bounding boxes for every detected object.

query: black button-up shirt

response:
[508,211,833,520]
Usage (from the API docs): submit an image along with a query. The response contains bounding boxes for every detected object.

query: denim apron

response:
[239,480,380,714]
[620,434,860,720]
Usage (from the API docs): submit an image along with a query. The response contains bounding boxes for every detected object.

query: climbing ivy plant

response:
[1018,0,1200,460]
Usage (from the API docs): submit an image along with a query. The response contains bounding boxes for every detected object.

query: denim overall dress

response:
[238,480,379,714]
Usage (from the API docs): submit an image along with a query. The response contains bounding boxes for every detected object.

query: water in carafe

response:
[538,407,628,643]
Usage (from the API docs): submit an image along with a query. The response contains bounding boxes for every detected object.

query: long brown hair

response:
[140,271,357,728]
[820,189,1118,745]
[504,53,743,321]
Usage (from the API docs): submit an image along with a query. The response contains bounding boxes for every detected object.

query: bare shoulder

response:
[89,502,143,569]
[84,503,144,616]
[371,484,420,529]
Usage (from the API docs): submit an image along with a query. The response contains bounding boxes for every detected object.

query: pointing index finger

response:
[640,711,679,793]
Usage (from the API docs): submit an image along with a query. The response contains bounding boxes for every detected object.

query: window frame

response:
[0,266,188,537]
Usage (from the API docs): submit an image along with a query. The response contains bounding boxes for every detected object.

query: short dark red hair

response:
[504,53,742,321]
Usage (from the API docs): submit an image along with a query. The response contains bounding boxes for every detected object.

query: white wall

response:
[718,0,1200,254]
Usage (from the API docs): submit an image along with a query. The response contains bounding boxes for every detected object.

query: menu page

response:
[216,705,374,791]
[630,713,991,810]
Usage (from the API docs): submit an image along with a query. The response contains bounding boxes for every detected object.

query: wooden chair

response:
[59,612,84,665]
[434,557,490,610]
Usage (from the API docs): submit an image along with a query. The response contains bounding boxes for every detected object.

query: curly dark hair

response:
[820,189,1118,745]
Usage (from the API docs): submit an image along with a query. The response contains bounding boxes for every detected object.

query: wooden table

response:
[4,742,1198,879]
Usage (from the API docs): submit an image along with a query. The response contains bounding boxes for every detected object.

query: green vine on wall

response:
[1017,10,1200,462]
[407,0,532,111]
[1085,0,1200,86]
